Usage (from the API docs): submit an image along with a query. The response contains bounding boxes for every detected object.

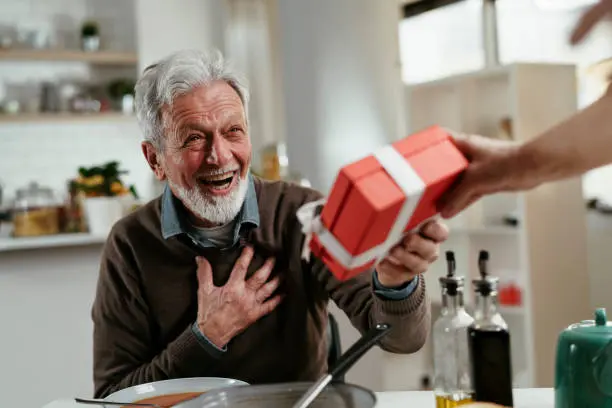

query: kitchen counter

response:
[42,389,555,407]
[376,389,554,407]
[0,232,107,252]
[0,234,106,407]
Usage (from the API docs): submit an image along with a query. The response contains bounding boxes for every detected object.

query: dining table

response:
[42,388,554,408]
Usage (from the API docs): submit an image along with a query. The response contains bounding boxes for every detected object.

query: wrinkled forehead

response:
[161,83,246,132]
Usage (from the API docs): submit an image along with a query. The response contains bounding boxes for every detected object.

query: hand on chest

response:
[193,245,293,349]
[202,244,282,287]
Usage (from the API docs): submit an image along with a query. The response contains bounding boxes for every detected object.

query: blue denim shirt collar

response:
[161,173,260,244]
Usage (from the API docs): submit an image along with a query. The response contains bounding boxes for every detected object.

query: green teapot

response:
[555,308,612,408]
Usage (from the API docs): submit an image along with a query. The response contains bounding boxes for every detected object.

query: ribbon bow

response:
[296,198,327,262]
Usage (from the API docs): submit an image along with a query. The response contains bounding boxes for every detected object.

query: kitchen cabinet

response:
[391,63,590,389]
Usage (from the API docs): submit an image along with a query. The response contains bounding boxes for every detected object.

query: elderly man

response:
[91,49,448,398]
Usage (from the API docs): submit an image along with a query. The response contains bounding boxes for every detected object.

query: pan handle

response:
[328,323,392,381]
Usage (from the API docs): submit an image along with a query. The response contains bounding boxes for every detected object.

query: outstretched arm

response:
[439,83,612,218]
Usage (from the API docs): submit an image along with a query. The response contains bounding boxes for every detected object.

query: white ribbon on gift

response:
[297,145,426,269]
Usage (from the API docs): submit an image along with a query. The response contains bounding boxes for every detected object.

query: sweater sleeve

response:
[91,231,221,398]
[310,257,430,354]
[294,191,431,354]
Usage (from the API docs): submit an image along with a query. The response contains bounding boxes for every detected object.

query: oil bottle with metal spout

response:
[467,250,514,407]
[433,251,475,407]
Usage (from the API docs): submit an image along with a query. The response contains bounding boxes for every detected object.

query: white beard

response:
[168,174,249,225]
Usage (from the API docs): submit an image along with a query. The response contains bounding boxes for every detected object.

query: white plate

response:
[104,377,248,404]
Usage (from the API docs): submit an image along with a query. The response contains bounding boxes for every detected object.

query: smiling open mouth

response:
[198,171,237,190]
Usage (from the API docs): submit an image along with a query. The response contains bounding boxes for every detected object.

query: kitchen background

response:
[2,0,612,407]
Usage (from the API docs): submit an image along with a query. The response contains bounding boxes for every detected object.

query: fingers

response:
[570,2,608,45]
[400,232,440,262]
[450,135,479,159]
[438,169,483,219]
[387,247,430,275]
[255,275,281,303]
[196,256,213,290]
[419,220,449,243]
[450,133,501,160]
[258,294,283,317]
[440,182,482,219]
[246,257,276,290]
[229,246,254,283]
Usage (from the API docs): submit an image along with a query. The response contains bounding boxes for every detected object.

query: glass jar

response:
[12,182,62,237]
[260,142,289,180]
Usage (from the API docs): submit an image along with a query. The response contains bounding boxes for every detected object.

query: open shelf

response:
[0,112,136,124]
[397,63,589,390]
[0,49,138,66]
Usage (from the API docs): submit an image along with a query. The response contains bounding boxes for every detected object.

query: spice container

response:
[12,182,62,237]
[432,251,475,407]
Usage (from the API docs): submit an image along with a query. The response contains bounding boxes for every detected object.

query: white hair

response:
[134,48,250,149]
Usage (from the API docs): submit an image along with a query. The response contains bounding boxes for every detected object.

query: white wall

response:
[134,0,229,72]
[0,117,152,202]
[276,0,406,193]
[274,0,420,392]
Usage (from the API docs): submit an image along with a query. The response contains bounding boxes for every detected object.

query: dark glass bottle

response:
[467,250,514,407]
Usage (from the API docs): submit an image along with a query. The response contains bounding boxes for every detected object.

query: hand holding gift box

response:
[297,125,469,282]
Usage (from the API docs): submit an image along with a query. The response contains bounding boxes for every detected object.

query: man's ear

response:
[141,141,166,181]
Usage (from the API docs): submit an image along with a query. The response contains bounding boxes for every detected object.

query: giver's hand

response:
[376,219,449,287]
[438,134,530,219]
[196,246,282,349]
[570,0,612,45]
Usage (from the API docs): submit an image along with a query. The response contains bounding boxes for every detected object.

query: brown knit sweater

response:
[91,178,430,398]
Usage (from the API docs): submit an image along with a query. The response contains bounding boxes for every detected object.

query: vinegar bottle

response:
[468,250,514,407]
[433,251,475,408]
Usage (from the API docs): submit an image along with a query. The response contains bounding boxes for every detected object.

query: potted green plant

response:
[108,79,136,113]
[81,20,100,52]
[74,161,139,235]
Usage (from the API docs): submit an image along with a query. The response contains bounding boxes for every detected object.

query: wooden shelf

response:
[0,49,138,66]
[0,233,107,252]
[0,112,136,124]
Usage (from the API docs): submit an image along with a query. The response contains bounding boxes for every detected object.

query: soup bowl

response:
[102,377,248,407]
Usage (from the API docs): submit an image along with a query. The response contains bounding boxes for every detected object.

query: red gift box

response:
[297,125,468,281]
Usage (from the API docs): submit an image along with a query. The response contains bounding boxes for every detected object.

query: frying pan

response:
[176,323,392,408]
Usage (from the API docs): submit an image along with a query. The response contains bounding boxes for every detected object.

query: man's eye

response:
[229,127,242,133]
[187,134,202,142]
[183,134,205,149]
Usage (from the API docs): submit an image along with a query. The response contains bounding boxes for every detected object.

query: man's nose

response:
[205,135,232,166]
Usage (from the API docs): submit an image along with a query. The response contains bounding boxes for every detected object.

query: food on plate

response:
[129,392,203,407]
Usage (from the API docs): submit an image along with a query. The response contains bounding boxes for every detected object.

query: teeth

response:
[201,172,234,182]
[210,181,232,190]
